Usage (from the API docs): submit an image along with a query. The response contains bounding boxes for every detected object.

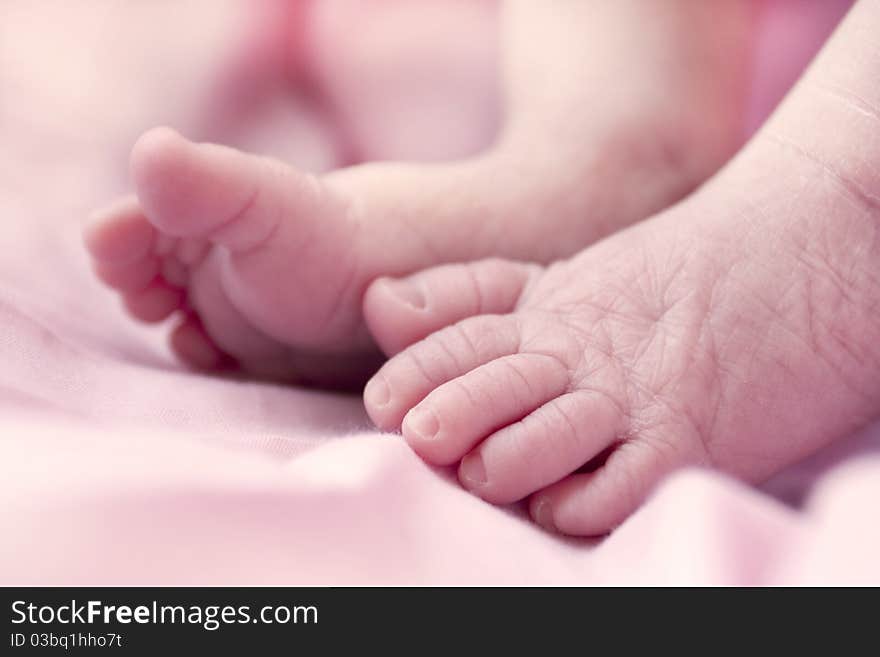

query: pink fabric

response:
[2,0,877,586]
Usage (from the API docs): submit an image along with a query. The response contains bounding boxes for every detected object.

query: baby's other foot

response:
[85,128,389,386]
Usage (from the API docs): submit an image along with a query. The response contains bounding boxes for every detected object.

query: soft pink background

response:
[1,0,877,585]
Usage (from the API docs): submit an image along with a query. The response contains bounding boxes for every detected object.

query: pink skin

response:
[84,1,752,388]
[364,0,880,535]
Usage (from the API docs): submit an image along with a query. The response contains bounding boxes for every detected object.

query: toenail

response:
[384,279,426,311]
[404,406,439,441]
[365,375,391,408]
[459,453,487,488]
[532,499,557,533]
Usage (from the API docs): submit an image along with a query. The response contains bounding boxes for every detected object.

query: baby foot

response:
[363,0,880,533]
[84,129,391,386]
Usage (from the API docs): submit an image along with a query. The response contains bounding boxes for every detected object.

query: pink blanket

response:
[2,0,878,585]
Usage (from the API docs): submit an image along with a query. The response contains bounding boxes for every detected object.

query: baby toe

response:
[460,390,623,505]
[170,315,235,371]
[364,314,522,431]
[363,258,541,356]
[93,257,160,293]
[123,279,185,323]
[529,440,674,536]
[402,352,571,465]
[84,196,155,265]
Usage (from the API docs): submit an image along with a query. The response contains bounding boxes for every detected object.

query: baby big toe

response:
[130,127,318,253]
[363,258,541,356]
[460,390,622,505]
[130,127,251,239]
